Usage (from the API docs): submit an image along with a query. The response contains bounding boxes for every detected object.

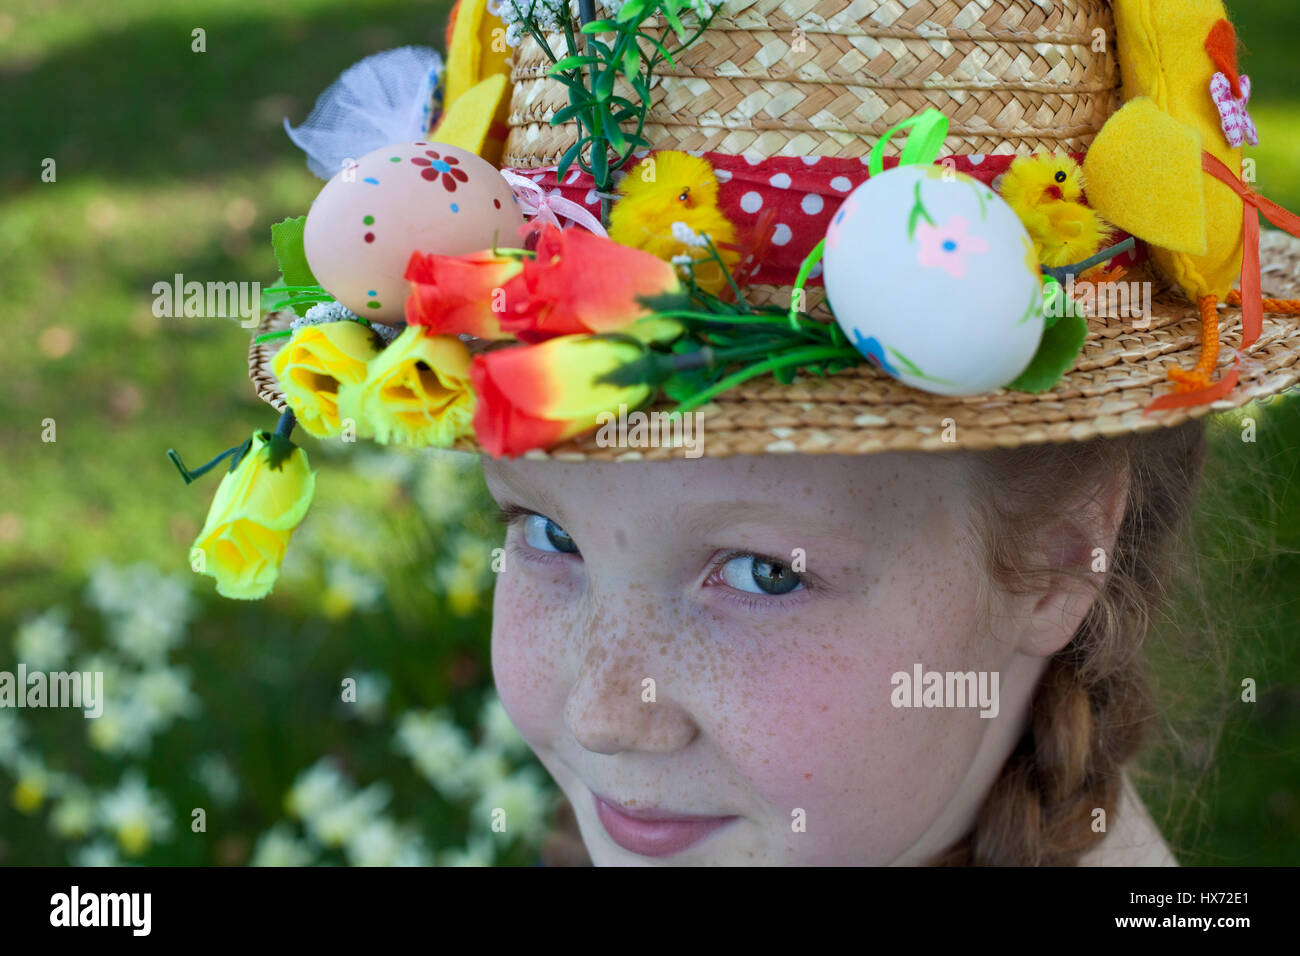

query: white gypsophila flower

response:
[72,839,123,868]
[340,669,390,724]
[395,710,473,798]
[307,782,392,848]
[0,712,25,770]
[290,300,358,336]
[479,692,531,759]
[193,753,239,807]
[87,696,157,757]
[671,253,694,266]
[13,606,75,671]
[370,320,402,345]
[285,758,352,821]
[132,666,201,730]
[440,834,496,867]
[670,220,711,248]
[250,823,316,867]
[99,771,172,856]
[50,786,96,840]
[505,21,525,46]
[470,766,552,843]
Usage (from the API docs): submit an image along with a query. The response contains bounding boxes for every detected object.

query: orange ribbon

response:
[1201,150,1300,348]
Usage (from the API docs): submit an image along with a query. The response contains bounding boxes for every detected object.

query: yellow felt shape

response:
[1086,0,1245,300]
[442,0,512,111]
[432,73,510,162]
[1083,98,1207,256]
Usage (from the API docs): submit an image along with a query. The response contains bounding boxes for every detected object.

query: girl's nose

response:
[563,630,699,756]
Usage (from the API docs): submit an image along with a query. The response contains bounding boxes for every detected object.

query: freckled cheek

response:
[489,570,572,749]
[703,644,982,845]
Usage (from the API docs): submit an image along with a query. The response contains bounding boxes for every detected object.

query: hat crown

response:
[504,0,1121,166]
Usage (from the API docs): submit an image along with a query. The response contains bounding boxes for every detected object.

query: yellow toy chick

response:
[1000,153,1113,269]
[608,151,740,296]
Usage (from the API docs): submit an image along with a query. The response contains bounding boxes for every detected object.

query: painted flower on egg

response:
[410,148,469,192]
[915,217,988,280]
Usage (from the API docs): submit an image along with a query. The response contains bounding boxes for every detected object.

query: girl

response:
[485,422,1200,865]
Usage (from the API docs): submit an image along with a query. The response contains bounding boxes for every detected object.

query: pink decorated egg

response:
[303,141,523,323]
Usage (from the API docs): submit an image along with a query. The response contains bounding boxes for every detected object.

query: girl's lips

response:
[592,793,738,858]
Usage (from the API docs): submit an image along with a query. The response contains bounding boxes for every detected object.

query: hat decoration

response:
[169,0,1300,600]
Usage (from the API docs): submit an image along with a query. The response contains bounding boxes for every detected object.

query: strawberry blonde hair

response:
[931,419,1212,865]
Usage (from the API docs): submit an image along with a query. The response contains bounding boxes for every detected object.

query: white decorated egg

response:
[303,141,523,322]
[822,164,1045,396]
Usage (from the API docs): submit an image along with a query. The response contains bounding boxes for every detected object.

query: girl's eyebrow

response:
[672,499,862,548]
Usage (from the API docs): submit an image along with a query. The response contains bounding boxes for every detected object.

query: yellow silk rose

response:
[190,430,315,600]
[271,320,379,438]
[337,325,476,447]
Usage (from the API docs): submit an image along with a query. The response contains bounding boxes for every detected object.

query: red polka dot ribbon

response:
[502,151,1143,289]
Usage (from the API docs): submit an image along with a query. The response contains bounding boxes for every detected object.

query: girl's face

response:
[483,452,1053,865]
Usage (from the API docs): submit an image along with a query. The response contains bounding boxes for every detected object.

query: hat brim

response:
[249,230,1300,460]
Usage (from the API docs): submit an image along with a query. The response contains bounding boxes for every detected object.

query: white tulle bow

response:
[284,46,444,180]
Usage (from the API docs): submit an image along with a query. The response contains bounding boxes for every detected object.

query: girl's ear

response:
[1016,464,1131,659]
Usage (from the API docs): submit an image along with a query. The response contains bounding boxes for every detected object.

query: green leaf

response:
[580,18,619,33]
[550,54,599,72]
[1005,312,1089,393]
[557,140,582,183]
[550,102,590,126]
[595,66,617,100]
[270,216,318,317]
[622,43,641,76]
[592,139,609,184]
[769,353,797,384]
[616,0,651,24]
[637,31,676,65]
[661,4,687,40]
[606,119,628,154]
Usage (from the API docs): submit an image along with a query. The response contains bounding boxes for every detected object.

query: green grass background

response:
[0,0,1296,864]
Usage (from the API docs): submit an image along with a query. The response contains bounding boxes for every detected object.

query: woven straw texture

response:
[503,0,1121,167]
[249,230,1300,461]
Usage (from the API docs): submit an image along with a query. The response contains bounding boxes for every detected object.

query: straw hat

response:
[250,0,1300,460]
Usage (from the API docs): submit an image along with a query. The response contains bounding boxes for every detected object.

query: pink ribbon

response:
[1210,72,1258,148]
[499,169,608,237]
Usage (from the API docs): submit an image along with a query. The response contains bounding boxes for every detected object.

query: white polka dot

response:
[770,172,792,189]
[968,154,986,166]
[859,156,872,165]
[531,174,546,183]
[800,193,824,215]
[565,167,581,184]
[809,262,823,278]
[686,149,704,157]
[715,168,732,183]
[743,152,764,166]
[585,188,598,205]
[800,155,822,165]
[740,191,763,213]
[772,223,792,245]
[830,176,852,192]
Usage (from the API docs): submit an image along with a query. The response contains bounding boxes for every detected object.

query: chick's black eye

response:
[1054,170,1067,183]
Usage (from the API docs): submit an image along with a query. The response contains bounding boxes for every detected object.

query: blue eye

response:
[522,513,579,555]
[718,554,803,596]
